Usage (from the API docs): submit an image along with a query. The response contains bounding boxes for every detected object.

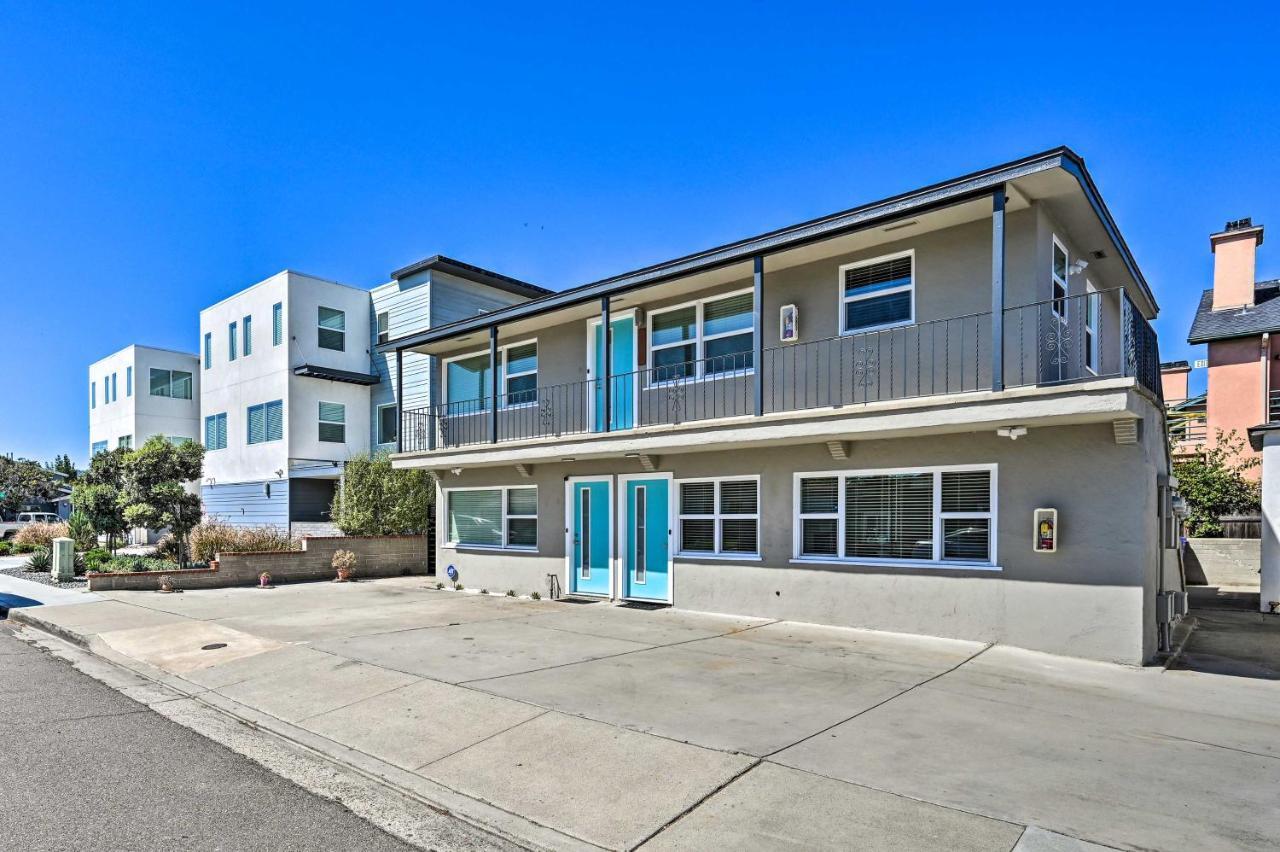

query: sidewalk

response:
[11,578,1280,851]
[0,562,101,614]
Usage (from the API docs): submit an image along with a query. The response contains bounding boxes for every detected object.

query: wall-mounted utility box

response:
[1033,508,1058,553]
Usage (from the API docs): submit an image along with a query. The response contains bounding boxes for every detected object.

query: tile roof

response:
[1187,280,1280,343]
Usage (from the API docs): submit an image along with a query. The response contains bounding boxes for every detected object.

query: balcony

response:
[400,289,1160,455]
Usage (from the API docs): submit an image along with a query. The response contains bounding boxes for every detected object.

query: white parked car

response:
[0,512,62,540]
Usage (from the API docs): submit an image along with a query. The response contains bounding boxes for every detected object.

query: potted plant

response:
[332,549,356,583]
[258,571,272,589]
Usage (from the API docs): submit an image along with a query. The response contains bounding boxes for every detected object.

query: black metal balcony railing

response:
[400,288,1161,453]
[1167,419,1207,444]
[1270,390,1280,424]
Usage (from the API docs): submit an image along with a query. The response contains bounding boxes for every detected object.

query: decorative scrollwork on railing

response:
[666,383,686,423]
[538,398,556,433]
[437,416,451,446]
[1045,322,1072,368]
[853,347,878,388]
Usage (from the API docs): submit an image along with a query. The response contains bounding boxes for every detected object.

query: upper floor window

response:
[444,341,538,408]
[1052,237,1069,321]
[840,251,914,335]
[318,401,346,443]
[204,412,228,450]
[109,372,117,403]
[149,368,193,400]
[377,403,398,445]
[649,290,753,383]
[126,366,132,397]
[91,440,107,455]
[247,400,283,444]
[272,302,284,346]
[377,311,390,345]
[203,332,212,369]
[795,465,995,566]
[243,315,253,356]
[118,435,132,450]
[228,321,238,362]
[90,381,96,409]
[318,306,345,351]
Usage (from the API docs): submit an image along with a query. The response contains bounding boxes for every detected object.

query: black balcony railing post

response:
[489,326,499,444]
[601,296,612,433]
[753,255,764,416]
[395,347,404,454]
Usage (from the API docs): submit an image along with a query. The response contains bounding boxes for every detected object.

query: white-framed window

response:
[443,340,538,409]
[376,311,390,345]
[126,366,132,397]
[318,306,346,351]
[118,435,132,449]
[228,321,238,362]
[247,400,284,444]
[272,302,284,346]
[840,250,914,335]
[90,381,96,409]
[318,401,346,443]
[794,465,996,567]
[204,412,228,450]
[149,368,193,400]
[377,403,398,445]
[649,290,754,383]
[243,314,253,356]
[110,372,117,403]
[677,477,759,557]
[1084,280,1099,374]
[445,486,538,550]
[203,332,212,369]
[1052,236,1069,322]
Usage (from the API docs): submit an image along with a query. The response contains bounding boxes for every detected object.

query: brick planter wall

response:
[86,535,428,592]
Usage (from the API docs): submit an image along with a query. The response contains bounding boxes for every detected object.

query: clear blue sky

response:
[2,2,1277,466]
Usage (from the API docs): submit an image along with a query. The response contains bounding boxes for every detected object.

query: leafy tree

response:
[330,452,434,536]
[0,455,62,516]
[120,437,205,567]
[72,447,131,553]
[49,454,78,482]
[1173,430,1261,537]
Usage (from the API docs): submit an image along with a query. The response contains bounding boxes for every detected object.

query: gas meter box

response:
[1033,508,1058,553]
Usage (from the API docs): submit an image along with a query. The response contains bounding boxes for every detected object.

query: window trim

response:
[441,338,539,410]
[1084,279,1099,375]
[675,475,761,559]
[792,463,999,570]
[838,249,916,336]
[376,311,390,345]
[647,288,756,387]
[1051,235,1070,323]
[376,402,398,446]
[318,400,346,443]
[317,306,346,352]
[442,485,539,552]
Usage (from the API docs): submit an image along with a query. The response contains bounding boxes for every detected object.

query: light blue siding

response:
[201,481,289,528]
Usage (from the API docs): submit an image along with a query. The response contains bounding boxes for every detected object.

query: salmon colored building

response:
[1187,218,1274,476]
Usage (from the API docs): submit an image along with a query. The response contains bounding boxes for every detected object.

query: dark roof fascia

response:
[1248,422,1280,451]
[389,255,552,300]
[381,146,1155,353]
[292,364,381,385]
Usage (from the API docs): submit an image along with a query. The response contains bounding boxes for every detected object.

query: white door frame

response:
[616,472,675,604]
[585,308,640,432]
[564,474,614,598]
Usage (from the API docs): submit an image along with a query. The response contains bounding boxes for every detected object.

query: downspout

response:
[1263,333,1271,424]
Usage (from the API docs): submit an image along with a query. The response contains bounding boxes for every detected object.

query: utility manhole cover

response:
[201,642,229,651]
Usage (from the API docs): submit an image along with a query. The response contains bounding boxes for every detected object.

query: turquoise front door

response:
[570,479,611,596]
[592,316,635,432]
[623,476,670,602]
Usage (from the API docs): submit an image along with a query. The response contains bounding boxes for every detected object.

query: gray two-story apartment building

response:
[385,148,1181,665]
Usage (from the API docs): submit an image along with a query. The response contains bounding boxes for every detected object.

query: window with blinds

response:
[678,478,759,556]
[318,306,346,351]
[795,467,994,565]
[649,289,755,383]
[272,302,284,346]
[247,400,283,444]
[446,486,538,549]
[204,413,228,450]
[841,252,914,334]
[503,342,538,406]
[204,332,212,369]
[318,401,346,443]
[243,315,253,356]
[228,321,238,362]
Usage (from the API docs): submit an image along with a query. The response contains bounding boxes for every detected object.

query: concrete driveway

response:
[12,578,1280,851]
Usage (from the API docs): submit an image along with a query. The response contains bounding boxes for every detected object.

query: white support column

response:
[1259,431,1280,613]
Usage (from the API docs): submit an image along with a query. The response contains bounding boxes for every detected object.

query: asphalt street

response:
[0,623,422,852]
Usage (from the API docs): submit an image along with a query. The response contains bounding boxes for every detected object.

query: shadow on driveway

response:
[1169,588,1280,680]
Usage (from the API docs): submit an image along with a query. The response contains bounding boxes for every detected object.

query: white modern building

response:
[196,262,548,532]
[88,345,201,456]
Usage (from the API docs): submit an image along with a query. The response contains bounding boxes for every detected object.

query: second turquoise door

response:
[592,316,635,432]
[570,480,611,596]
[623,477,670,602]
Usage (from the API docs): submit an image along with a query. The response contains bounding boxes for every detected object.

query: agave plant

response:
[24,548,51,573]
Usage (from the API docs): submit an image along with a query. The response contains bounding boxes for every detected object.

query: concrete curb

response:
[11,615,601,852]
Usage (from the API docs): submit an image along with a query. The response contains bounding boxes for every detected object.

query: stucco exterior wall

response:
[1207,336,1265,471]
[435,418,1164,664]
[88,345,200,455]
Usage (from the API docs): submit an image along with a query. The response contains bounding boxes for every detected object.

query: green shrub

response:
[14,522,69,551]
[14,541,34,554]
[0,540,11,556]
[506,589,515,597]
[67,511,96,550]
[530,591,541,600]
[24,548,51,572]
[82,548,110,573]
[99,556,174,574]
